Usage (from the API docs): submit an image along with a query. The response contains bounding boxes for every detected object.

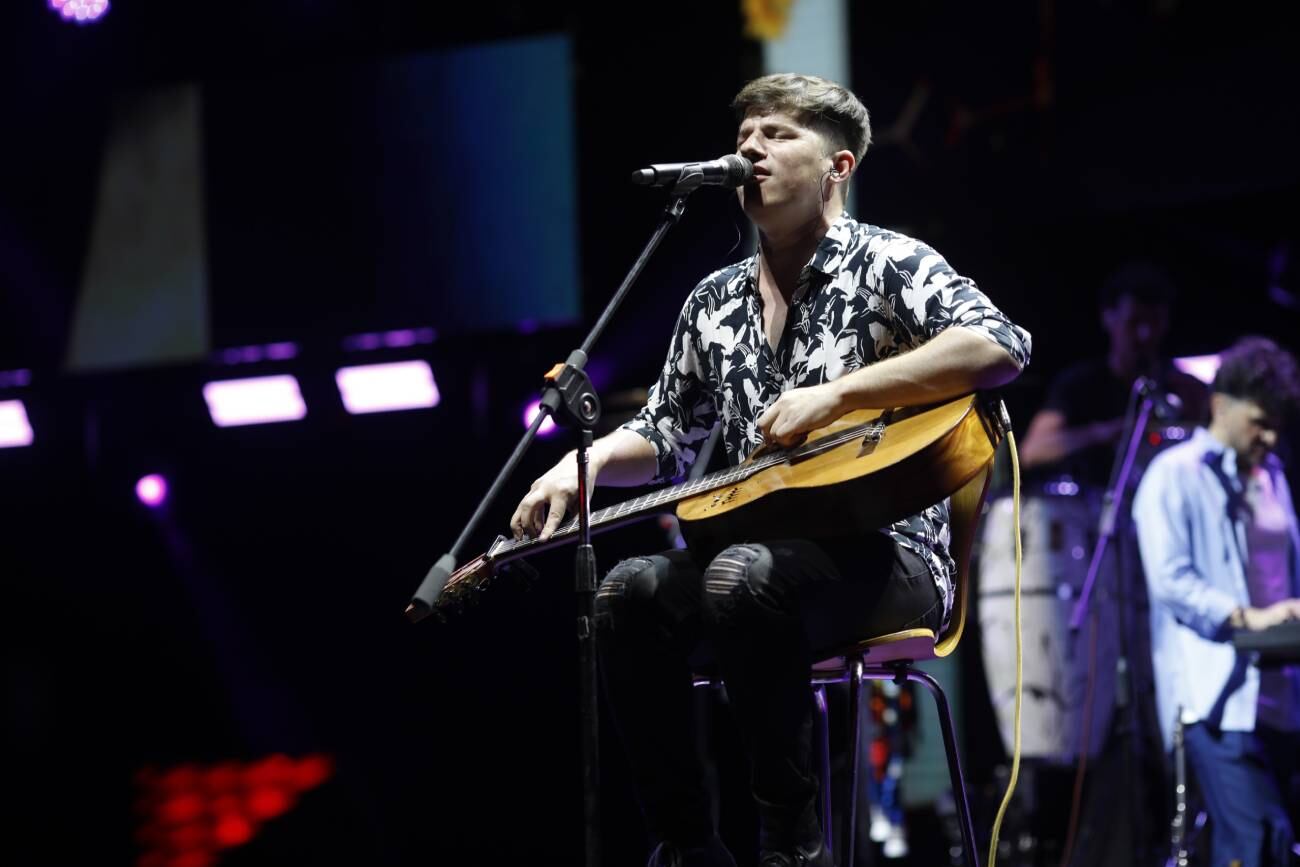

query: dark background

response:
[2,1,1298,865]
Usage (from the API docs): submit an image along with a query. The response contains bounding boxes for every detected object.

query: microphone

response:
[1136,376,1184,421]
[630,154,754,188]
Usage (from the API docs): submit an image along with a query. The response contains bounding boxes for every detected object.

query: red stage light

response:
[134,755,334,867]
[158,793,204,825]
[212,812,253,848]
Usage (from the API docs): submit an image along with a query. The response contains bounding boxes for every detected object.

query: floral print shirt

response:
[621,213,1032,621]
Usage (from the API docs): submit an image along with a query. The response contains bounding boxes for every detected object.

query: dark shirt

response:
[1037,357,1210,490]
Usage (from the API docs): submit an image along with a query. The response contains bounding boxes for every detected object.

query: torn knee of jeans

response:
[704,543,782,620]
[595,557,654,630]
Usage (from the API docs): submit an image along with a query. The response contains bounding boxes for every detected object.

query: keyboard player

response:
[1132,335,1300,867]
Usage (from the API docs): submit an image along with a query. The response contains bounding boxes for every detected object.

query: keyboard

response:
[1234,620,1300,666]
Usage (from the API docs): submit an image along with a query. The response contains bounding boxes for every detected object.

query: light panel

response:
[335,361,439,414]
[0,400,34,448]
[1172,353,1222,386]
[202,376,307,427]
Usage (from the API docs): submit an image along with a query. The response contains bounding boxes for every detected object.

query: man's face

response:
[1101,296,1168,363]
[734,109,833,225]
[1212,393,1281,468]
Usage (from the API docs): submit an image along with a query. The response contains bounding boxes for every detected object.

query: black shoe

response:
[646,833,738,867]
[756,837,833,867]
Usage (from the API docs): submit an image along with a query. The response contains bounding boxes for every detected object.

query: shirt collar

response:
[1192,426,1283,483]
[742,212,856,296]
[808,212,856,277]
[1193,427,1239,481]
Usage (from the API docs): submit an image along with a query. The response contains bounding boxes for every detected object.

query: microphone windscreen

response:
[721,154,754,185]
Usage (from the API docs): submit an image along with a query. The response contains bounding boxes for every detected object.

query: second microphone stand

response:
[1067,376,1162,866]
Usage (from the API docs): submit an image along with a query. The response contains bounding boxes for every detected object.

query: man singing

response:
[510,73,1031,867]
[1133,335,1300,867]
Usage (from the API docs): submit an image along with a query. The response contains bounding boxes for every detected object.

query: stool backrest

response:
[934,459,995,657]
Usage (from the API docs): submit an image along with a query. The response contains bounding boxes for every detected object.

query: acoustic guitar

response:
[431,392,1005,619]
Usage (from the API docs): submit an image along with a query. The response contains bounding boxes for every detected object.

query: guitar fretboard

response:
[487,415,888,562]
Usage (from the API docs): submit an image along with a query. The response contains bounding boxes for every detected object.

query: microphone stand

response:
[406,175,707,867]
[1067,376,1160,866]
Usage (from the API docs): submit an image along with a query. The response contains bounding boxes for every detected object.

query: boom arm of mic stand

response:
[404,191,691,621]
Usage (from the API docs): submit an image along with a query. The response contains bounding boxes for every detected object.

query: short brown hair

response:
[732,73,872,163]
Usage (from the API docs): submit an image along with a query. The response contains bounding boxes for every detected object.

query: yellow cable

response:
[987,431,1023,867]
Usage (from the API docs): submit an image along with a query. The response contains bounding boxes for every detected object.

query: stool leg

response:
[905,667,979,867]
[846,658,864,867]
[813,684,833,857]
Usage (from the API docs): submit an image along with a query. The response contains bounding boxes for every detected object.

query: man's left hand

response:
[757,382,845,447]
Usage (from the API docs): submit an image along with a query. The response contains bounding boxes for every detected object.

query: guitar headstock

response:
[430,536,542,620]
[431,555,496,619]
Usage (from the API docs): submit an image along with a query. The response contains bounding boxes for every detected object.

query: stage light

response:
[216,341,300,366]
[335,361,439,414]
[1173,353,1221,386]
[49,0,110,23]
[135,755,334,867]
[342,327,436,352]
[202,375,307,427]
[523,399,559,437]
[0,400,34,448]
[136,474,169,508]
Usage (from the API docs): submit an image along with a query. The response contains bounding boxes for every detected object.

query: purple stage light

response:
[382,329,417,348]
[343,327,436,352]
[202,375,308,427]
[135,474,168,508]
[0,400,34,448]
[0,369,32,388]
[335,361,440,414]
[49,0,110,23]
[523,399,559,437]
[215,342,300,365]
[1173,353,1222,386]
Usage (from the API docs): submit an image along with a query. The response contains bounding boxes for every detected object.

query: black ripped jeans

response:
[594,531,943,853]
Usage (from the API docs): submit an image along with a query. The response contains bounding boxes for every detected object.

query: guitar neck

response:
[485,459,768,564]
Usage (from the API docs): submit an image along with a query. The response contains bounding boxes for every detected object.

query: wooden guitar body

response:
[675,396,1002,557]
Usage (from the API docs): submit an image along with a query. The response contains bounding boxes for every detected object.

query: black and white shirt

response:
[622,213,1032,620]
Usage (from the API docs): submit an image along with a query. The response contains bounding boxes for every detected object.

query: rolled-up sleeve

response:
[877,237,1032,369]
[620,293,719,484]
[1133,458,1240,639]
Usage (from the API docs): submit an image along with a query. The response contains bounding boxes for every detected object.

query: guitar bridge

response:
[856,410,891,457]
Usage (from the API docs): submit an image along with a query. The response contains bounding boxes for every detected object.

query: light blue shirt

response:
[1132,427,1300,750]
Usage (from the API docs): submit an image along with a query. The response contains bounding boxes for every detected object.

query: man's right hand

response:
[1238,598,1300,631]
[509,453,587,542]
